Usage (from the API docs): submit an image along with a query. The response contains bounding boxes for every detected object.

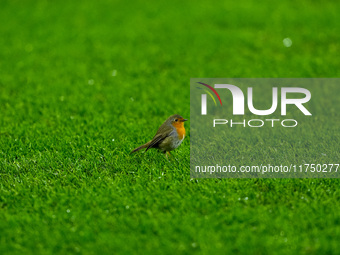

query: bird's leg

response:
[166,151,179,163]
[165,151,171,160]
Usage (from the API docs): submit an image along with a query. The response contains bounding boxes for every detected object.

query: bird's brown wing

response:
[145,134,165,151]
[145,123,174,151]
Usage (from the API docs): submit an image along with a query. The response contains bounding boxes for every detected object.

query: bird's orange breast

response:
[176,126,185,140]
[173,122,186,140]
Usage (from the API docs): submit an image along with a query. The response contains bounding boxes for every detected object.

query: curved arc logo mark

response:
[196,87,217,106]
[197,82,223,115]
[197,82,222,106]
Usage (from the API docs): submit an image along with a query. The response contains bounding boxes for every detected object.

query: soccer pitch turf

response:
[0,0,340,254]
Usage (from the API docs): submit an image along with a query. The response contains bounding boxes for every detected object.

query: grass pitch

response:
[1,0,340,254]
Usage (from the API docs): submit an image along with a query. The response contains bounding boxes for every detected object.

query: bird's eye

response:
[175,119,178,122]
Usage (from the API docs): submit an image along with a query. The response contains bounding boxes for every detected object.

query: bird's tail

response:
[130,141,151,154]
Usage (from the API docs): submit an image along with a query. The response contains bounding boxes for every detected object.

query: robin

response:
[130,114,188,158]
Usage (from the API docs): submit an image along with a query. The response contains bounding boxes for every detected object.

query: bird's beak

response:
[181,119,188,122]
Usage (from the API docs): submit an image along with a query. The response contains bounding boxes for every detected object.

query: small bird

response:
[130,114,188,158]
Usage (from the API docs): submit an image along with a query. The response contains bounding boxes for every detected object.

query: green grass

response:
[1,0,340,254]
